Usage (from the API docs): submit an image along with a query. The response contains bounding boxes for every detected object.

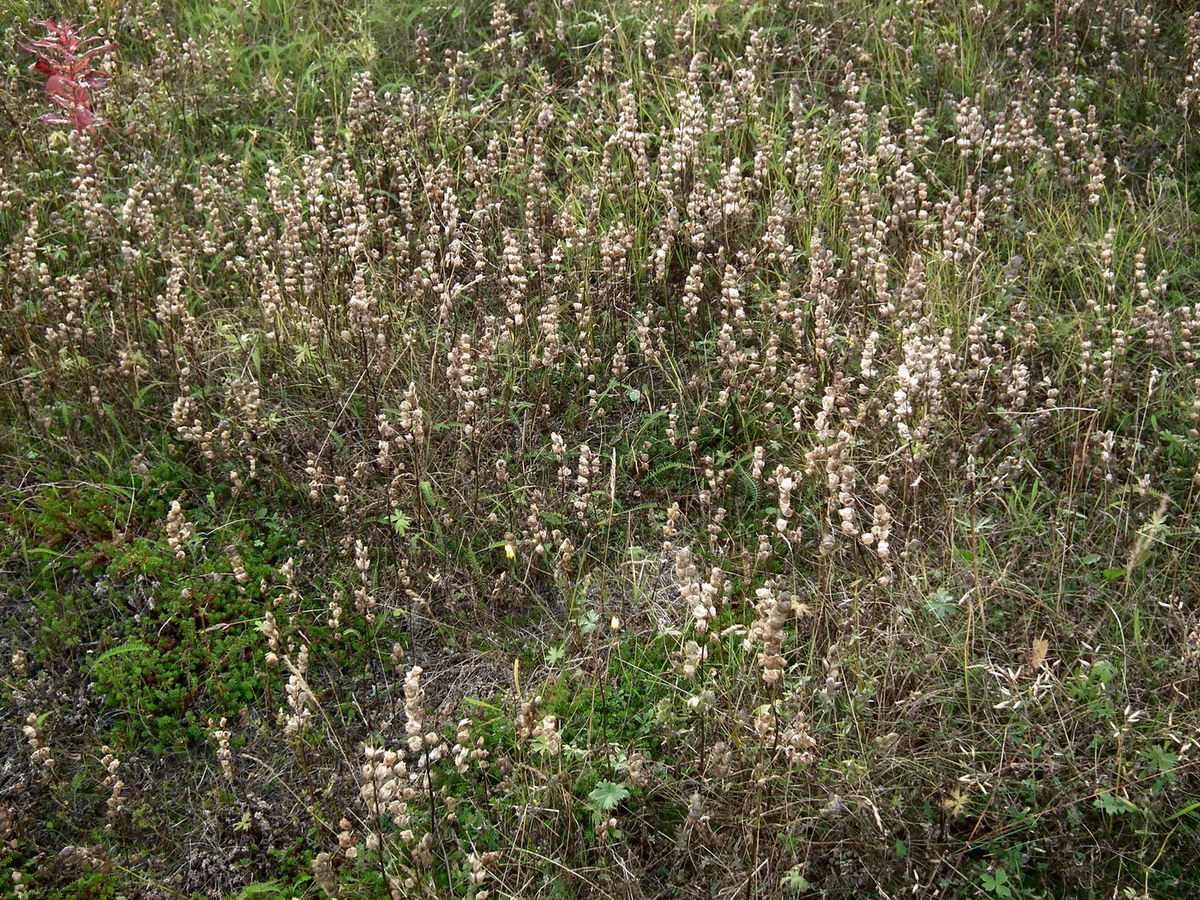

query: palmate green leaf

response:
[924,589,958,620]
[587,780,629,812]
[1093,792,1139,816]
[979,867,1012,897]
[388,509,412,536]
[293,342,316,366]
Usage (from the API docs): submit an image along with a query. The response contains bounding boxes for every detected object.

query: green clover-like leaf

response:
[587,780,629,812]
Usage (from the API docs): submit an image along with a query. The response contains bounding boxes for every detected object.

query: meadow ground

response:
[3,0,1200,897]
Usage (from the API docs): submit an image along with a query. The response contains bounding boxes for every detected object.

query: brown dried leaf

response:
[1027,637,1050,673]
